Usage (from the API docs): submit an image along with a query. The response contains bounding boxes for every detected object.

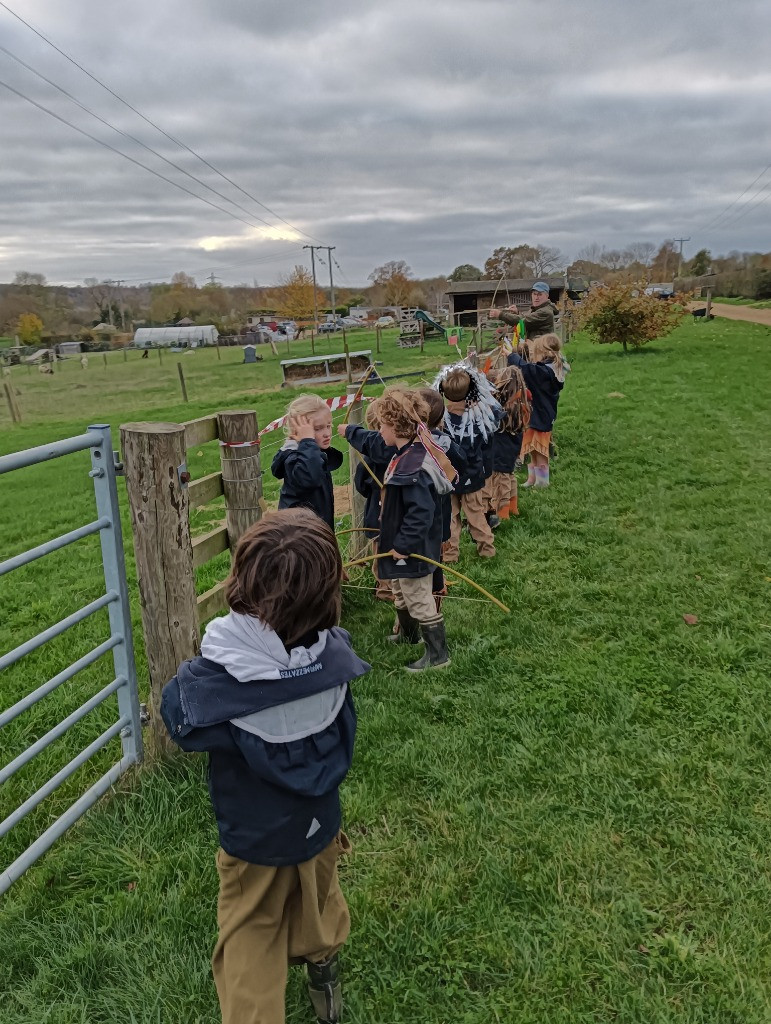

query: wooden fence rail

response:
[120,409,262,756]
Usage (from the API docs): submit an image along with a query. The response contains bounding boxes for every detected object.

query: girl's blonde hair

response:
[284,393,329,436]
[529,333,565,381]
[493,365,531,433]
[377,386,430,439]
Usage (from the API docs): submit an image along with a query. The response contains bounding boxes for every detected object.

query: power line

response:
[0,0,324,244]
[698,163,771,233]
[0,77,289,233]
[0,42,292,234]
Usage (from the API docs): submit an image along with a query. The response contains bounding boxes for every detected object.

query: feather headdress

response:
[432,361,502,443]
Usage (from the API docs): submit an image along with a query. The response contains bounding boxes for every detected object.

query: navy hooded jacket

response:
[271,440,344,530]
[344,424,395,534]
[161,625,369,866]
[491,429,522,473]
[377,441,450,580]
[506,352,563,432]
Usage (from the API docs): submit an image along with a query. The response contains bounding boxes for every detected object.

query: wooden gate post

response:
[346,384,370,561]
[217,410,263,549]
[120,421,199,757]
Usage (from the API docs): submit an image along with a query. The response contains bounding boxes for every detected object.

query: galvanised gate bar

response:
[0,424,143,895]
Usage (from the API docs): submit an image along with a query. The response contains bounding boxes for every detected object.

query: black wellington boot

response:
[406,621,451,672]
[388,607,420,644]
[306,954,342,1023]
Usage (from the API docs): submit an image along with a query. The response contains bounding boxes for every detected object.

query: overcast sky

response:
[1,0,770,287]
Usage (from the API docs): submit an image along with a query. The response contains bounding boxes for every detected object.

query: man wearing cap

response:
[490,281,556,341]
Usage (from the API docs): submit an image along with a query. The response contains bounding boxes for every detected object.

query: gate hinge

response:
[113,450,125,476]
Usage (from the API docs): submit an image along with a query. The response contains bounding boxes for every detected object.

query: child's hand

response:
[337,423,349,437]
[291,414,316,441]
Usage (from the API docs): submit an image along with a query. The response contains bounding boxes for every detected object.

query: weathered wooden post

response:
[177,362,189,402]
[120,422,199,757]
[342,327,352,383]
[346,384,369,561]
[419,318,425,353]
[4,382,20,424]
[217,410,263,549]
[375,324,381,354]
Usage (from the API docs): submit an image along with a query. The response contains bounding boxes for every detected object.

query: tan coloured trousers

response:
[212,832,351,1024]
[445,490,495,560]
[485,472,518,513]
[390,573,441,623]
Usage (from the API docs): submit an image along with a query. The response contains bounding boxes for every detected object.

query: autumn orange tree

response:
[16,312,44,345]
[273,266,325,320]
[576,283,686,353]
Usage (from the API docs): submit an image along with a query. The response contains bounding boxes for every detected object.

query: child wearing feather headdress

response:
[433,362,503,562]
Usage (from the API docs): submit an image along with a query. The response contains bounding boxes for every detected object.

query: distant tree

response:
[13,271,47,290]
[368,260,414,305]
[688,249,712,276]
[273,266,326,319]
[483,244,562,280]
[448,264,483,282]
[171,271,197,289]
[625,242,656,268]
[576,282,685,353]
[650,240,678,280]
[16,312,44,345]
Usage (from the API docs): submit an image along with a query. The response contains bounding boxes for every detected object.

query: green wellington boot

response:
[306,954,342,1023]
[406,621,451,672]
[388,607,420,644]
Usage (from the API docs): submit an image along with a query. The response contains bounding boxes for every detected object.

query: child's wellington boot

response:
[406,621,451,672]
[306,955,342,1023]
[497,505,510,521]
[509,495,519,516]
[389,607,420,644]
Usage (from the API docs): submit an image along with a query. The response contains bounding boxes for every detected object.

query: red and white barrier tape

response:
[257,392,371,437]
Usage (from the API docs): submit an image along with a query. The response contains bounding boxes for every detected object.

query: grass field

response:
[2,320,770,1023]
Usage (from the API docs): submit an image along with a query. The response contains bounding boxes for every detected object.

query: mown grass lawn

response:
[1,320,770,1023]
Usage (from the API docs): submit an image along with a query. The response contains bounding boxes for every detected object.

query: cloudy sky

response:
[1,0,770,287]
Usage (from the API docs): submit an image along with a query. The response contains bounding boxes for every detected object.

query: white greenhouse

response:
[133,325,218,348]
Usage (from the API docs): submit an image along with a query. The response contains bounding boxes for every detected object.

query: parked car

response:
[317,321,340,334]
[340,316,365,327]
[375,315,396,327]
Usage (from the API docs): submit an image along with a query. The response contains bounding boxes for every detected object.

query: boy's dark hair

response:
[224,508,342,648]
[418,387,445,429]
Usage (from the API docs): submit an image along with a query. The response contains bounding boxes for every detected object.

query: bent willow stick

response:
[342,552,510,614]
[341,363,376,425]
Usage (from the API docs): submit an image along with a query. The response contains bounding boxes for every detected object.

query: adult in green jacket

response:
[490,281,556,340]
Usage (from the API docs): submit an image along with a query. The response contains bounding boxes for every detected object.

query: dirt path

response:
[690,302,771,326]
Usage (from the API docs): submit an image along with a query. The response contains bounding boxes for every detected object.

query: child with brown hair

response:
[161,508,369,1024]
[507,333,565,488]
[272,393,343,529]
[487,365,531,519]
[432,363,502,562]
[375,385,456,670]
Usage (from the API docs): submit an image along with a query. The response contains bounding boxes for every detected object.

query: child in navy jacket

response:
[488,365,531,520]
[507,333,565,488]
[162,509,369,1024]
[271,393,343,530]
[376,386,456,671]
[337,398,396,600]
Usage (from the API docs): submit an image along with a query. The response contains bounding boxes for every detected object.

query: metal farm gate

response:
[0,424,143,894]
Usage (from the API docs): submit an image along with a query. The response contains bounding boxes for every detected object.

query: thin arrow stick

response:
[342,552,510,614]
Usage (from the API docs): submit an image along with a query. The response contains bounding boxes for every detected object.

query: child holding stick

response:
[161,509,370,1024]
[488,365,531,519]
[272,394,343,529]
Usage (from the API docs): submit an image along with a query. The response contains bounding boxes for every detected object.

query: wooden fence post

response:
[217,410,263,549]
[120,421,199,757]
[177,362,188,402]
[346,384,370,561]
[4,381,21,424]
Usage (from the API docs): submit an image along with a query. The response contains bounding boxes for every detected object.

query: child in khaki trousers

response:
[162,509,370,1024]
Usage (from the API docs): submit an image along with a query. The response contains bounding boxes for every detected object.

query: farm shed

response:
[446,278,566,327]
[133,325,218,348]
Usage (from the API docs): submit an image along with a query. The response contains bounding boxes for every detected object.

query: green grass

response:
[712,296,771,309]
[2,321,771,1022]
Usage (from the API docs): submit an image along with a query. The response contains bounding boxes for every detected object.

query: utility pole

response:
[674,237,690,279]
[325,247,337,323]
[115,280,126,331]
[303,245,321,331]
